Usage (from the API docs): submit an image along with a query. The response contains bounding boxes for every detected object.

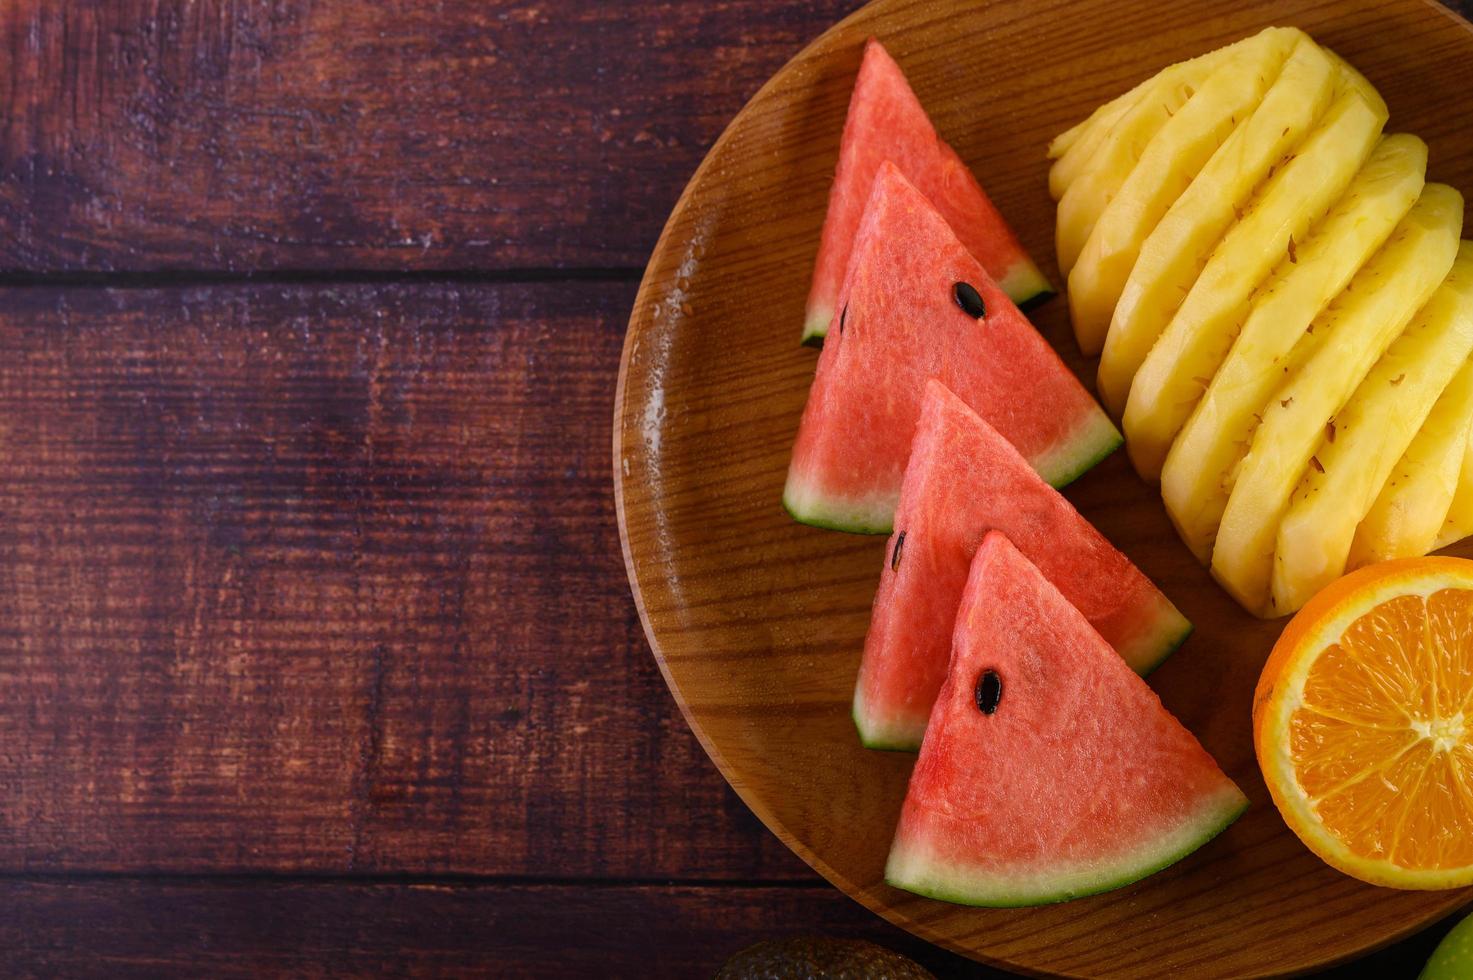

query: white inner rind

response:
[1116,590,1193,674]
[886,783,1248,906]
[785,405,1120,532]
[851,684,927,751]
[1030,404,1123,489]
[782,469,897,534]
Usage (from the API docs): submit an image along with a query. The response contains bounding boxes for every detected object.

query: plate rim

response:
[612,0,967,963]
[612,0,1473,973]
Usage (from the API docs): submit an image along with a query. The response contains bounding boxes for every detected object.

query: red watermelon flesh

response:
[785,165,1119,533]
[852,381,1187,750]
[803,38,1050,345]
[886,532,1246,907]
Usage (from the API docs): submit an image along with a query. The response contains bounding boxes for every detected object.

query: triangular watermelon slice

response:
[853,381,1188,750]
[803,38,1051,346]
[886,531,1247,907]
[785,166,1119,533]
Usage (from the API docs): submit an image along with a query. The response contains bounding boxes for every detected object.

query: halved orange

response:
[1254,556,1473,888]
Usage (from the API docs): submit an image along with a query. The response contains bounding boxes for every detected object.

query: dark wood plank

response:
[0,877,1455,978]
[0,280,804,879]
[0,0,858,274]
[3,0,1472,277]
[0,880,1001,979]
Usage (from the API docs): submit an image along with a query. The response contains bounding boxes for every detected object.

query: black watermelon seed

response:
[839,303,848,335]
[975,669,1002,715]
[953,281,986,319]
[890,530,906,572]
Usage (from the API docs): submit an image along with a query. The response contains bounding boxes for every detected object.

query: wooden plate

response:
[613,1,1473,974]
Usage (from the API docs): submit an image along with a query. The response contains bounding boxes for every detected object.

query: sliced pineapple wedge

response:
[1048,65,1166,162]
[1049,97,1138,200]
[1271,242,1473,613]
[1321,46,1388,119]
[1047,36,1253,198]
[1053,29,1283,276]
[1434,438,1473,550]
[1210,184,1464,616]
[1049,111,1097,161]
[1054,76,1195,274]
[1067,29,1302,356]
[1096,37,1335,401]
[1160,134,1426,563]
[1350,356,1473,567]
[1120,82,1387,480]
[1050,98,1121,160]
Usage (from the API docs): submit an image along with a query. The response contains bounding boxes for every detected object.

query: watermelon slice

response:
[785,166,1119,533]
[803,38,1050,346]
[886,532,1247,907]
[853,381,1188,749]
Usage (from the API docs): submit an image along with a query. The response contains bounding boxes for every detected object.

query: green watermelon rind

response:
[782,480,894,535]
[1114,588,1194,678]
[801,308,831,349]
[1034,409,1124,490]
[995,261,1056,313]
[851,687,926,752]
[854,590,1193,753]
[1015,286,1058,314]
[785,409,1122,536]
[884,786,1249,908]
[1128,613,1195,677]
[802,259,1056,348]
[852,602,1189,753]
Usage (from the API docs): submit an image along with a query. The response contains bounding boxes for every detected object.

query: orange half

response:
[1254,557,1473,888]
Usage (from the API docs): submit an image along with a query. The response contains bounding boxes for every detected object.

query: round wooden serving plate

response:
[614,1,1473,975]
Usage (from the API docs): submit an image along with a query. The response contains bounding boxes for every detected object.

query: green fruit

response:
[1421,911,1473,979]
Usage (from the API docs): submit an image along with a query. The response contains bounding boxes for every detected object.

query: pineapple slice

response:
[1096,37,1335,403]
[1434,438,1473,550]
[1210,184,1464,616]
[1160,134,1426,563]
[1321,46,1388,119]
[1048,66,1163,161]
[1053,29,1284,276]
[1047,37,1252,199]
[1049,112,1097,160]
[1271,242,1473,613]
[1049,96,1138,199]
[1067,29,1302,356]
[1350,356,1473,567]
[1120,82,1387,479]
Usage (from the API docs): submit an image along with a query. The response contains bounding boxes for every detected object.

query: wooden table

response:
[0,2,1465,976]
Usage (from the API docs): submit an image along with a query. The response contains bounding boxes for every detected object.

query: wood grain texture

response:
[2,0,1472,974]
[0,280,813,881]
[0,0,858,274]
[0,878,1458,979]
[615,0,1473,974]
[0,880,1004,980]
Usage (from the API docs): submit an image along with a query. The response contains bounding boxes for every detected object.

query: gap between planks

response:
[0,871,832,890]
[0,267,646,290]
